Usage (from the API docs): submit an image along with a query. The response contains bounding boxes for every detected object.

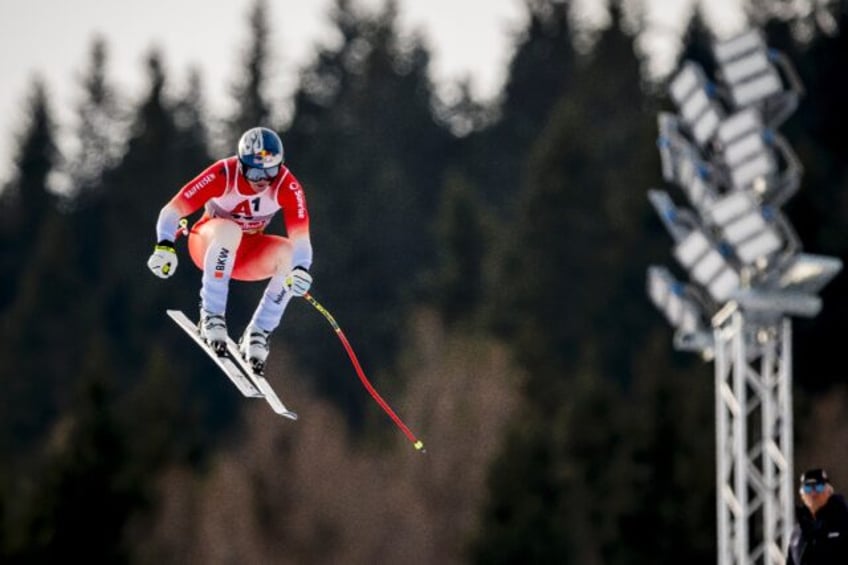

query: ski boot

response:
[239,324,271,374]
[199,310,228,356]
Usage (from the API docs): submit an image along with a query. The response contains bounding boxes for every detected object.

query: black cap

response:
[800,468,830,486]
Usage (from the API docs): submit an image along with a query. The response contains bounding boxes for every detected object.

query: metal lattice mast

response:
[713,311,794,564]
[645,28,842,565]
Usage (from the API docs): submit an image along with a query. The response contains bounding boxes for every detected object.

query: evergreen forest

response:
[1,0,847,563]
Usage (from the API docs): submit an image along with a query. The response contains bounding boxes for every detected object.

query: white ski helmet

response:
[238,127,284,182]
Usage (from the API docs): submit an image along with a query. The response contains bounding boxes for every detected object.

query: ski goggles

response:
[243,164,280,182]
[801,483,827,494]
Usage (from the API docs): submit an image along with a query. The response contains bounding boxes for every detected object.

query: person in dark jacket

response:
[787,468,848,564]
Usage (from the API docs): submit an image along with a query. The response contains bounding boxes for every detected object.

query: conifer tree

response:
[461,0,578,210]
[4,80,58,224]
[0,80,66,459]
[60,37,125,206]
[173,68,212,168]
[473,6,715,562]
[489,2,659,387]
[224,0,274,148]
[431,172,492,326]
[0,484,6,559]
[102,50,202,318]
[8,344,138,563]
[0,79,60,293]
[283,0,454,408]
[56,37,127,285]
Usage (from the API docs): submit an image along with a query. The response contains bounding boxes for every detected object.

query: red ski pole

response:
[303,292,425,453]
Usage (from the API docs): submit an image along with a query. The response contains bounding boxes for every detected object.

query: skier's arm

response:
[156,161,228,242]
[277,172,313,296]
[148,161,228,279]
[277,172,313,271]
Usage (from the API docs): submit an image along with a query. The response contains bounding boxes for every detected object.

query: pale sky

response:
[0,0,747,184]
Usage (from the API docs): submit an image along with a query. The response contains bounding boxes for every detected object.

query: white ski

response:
[167,309,298,420]
[166,309,262,398]
[225,338,299,421]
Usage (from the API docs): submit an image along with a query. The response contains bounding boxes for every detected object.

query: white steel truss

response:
[713,310,794,565]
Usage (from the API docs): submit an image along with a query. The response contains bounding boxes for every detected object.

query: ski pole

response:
[303,292,425,453]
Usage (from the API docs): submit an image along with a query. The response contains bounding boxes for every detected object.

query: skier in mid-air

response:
[147,126,313,374]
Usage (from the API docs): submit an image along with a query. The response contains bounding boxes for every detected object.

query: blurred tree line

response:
[0,0,846,563]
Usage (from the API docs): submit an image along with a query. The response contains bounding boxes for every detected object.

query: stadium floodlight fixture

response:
[731,253,840,318]
[673,228,741,303]
[712,29,803,125]
[774,253,843,295]
[648,188,699,242]
[657,113,719,213]
[713,107,803,204]
[703,190,800,275]
[649,189,741,303]
[731,287,823,318]
[647,265,714,357]
[669,61,724,147]
[715,108,776,193]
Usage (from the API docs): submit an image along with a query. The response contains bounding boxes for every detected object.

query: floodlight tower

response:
[647,29,842,565]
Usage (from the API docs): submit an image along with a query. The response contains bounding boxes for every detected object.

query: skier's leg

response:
[232,234,295,372]
[188,218,242,353]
